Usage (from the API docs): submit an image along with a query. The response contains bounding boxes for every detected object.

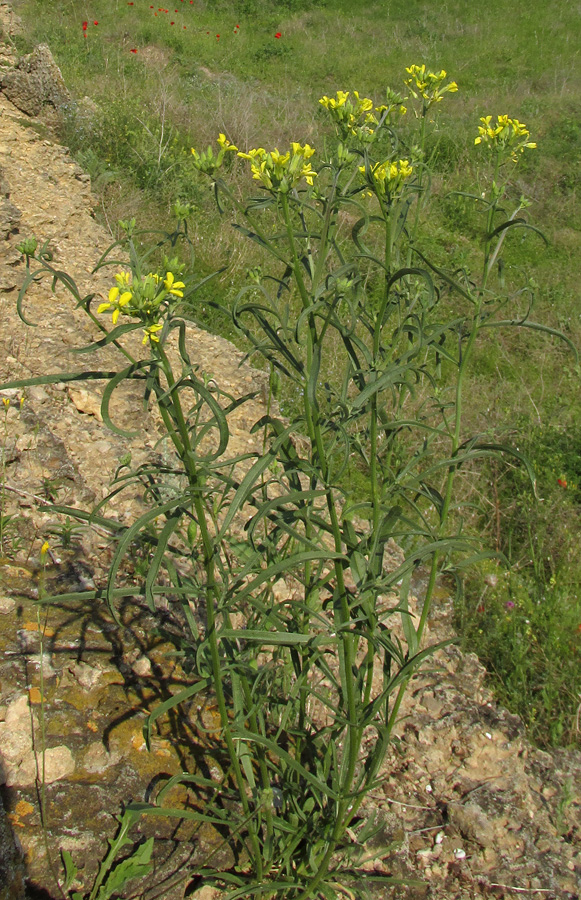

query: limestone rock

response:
[0,164,9,198]
[0,196,19,238]
[0,694,75,787]
[67,386,104,421]
[0,594,15,614]
[447,800,496,848]
[0,3,23,39]
[0,44,70,117]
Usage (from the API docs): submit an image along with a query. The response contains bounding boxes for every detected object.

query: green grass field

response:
[9,0,581,747]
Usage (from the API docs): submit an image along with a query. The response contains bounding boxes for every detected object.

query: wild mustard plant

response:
[4,64,574,900]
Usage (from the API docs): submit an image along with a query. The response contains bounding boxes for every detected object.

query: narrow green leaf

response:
[61,850,78,891]
[106,495,191,618]
[101,359,154,438]
[479,318,579,361]
[144,511,184,611]
[0,371,118,392]
[144,679,212,749]
[220,629,320,646]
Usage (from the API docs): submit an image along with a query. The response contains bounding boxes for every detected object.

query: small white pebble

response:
[454,848,466,860]
[485,732,492,740]
[435,831,445,845]
[426,784,433,793]
[132,656,153,678]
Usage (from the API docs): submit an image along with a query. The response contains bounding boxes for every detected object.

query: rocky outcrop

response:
[0,788,26,900]
[0,43,70,117]
[0,2,23,39]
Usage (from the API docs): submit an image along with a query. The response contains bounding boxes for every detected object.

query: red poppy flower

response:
[128,2,134,4]
[558,478,568,488]
[171,21,174,24]
[93,20,98,25]
[82,21,88,29]
[275,32,281,38]
[216,34,220,39]
[130,48,138,53]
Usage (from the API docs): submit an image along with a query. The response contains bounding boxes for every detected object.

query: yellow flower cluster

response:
[98,270,185,344]
[319,90,391,143]
[191,133,238,177]
[237,142,317,193]
[359,158,414,198]
[98,271,133,325]
[474,115,537,162]
[404,64,458,107]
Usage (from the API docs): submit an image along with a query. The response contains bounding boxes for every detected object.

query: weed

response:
[6,66,573,897]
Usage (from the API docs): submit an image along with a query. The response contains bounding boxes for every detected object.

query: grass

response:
[9,0,581,747]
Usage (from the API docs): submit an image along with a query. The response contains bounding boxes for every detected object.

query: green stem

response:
[154,343,263,879]
[280,190,363,900]
[0,407,7,555]
[406,114,427,264]
[482,153,501,287]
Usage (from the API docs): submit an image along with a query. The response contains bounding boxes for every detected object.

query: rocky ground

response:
[0,11,579,900]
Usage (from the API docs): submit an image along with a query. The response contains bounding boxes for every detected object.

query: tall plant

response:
[6,67,573,900]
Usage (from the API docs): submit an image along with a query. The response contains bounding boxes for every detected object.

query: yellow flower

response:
[192,137,235,176]
[237,147,266,160]
[359,158,414,197]
[237,142,317,193]
[217,133,238,152]
[163,272,185,297]
[319,91,350,111]
[320,89,381,143]
[270,149,291,167]
[143,323,163,344]
[353,91,373,113]
[98,287,132,320]
[114,271,132,289]
[404,64,458,107]
[474,114,537,162]
[292,141,315,159]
